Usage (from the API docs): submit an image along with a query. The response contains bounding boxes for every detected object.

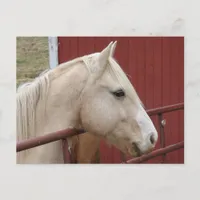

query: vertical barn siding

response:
[179,38,184,163]
[57,37,184,164]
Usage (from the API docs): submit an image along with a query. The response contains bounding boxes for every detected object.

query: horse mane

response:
[17,71,50,141]
[16,57,84,141]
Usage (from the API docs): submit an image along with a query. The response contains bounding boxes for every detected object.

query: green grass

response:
[16,37,49,87]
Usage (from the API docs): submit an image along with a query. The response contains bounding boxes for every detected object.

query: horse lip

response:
[132,142,142,157]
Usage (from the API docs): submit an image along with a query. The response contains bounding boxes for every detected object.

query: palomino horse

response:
[17,41,158,164]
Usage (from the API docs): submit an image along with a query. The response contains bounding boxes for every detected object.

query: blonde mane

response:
[17,72,50,141]
[17,53,142,142]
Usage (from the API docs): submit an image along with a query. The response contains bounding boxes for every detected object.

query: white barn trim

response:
[48,37,59,69]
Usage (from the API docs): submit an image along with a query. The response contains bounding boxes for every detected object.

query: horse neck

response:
[36,61,89,136]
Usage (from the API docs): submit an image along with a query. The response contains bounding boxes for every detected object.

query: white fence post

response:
[48,37,58,69]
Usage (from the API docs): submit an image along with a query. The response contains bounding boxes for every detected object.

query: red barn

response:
[48,37,184,164]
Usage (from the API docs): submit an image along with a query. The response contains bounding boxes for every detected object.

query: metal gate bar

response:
[17,128,85,152]
[147,103,184,116]
[124,141,184,164]
[148,102,183,163]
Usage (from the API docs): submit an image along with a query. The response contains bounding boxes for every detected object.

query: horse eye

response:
[112,89,125,98]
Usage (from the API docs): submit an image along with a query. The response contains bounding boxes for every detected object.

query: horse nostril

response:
[149,134,155,145]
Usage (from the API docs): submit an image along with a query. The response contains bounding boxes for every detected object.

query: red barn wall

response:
[57,37,184,164]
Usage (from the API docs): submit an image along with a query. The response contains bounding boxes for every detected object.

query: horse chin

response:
[129,143,155,157]
[104,135,148,158]
[127,145,141,157]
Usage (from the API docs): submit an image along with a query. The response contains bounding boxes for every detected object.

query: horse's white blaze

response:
[135,104,158,153]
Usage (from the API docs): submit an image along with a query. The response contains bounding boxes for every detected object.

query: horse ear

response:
[110,41,117,57]
[97,41,113,69]
[89,42,114,81]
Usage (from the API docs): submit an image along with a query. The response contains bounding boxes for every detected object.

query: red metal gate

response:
[57,37,184,164]
[17,103,184,164]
